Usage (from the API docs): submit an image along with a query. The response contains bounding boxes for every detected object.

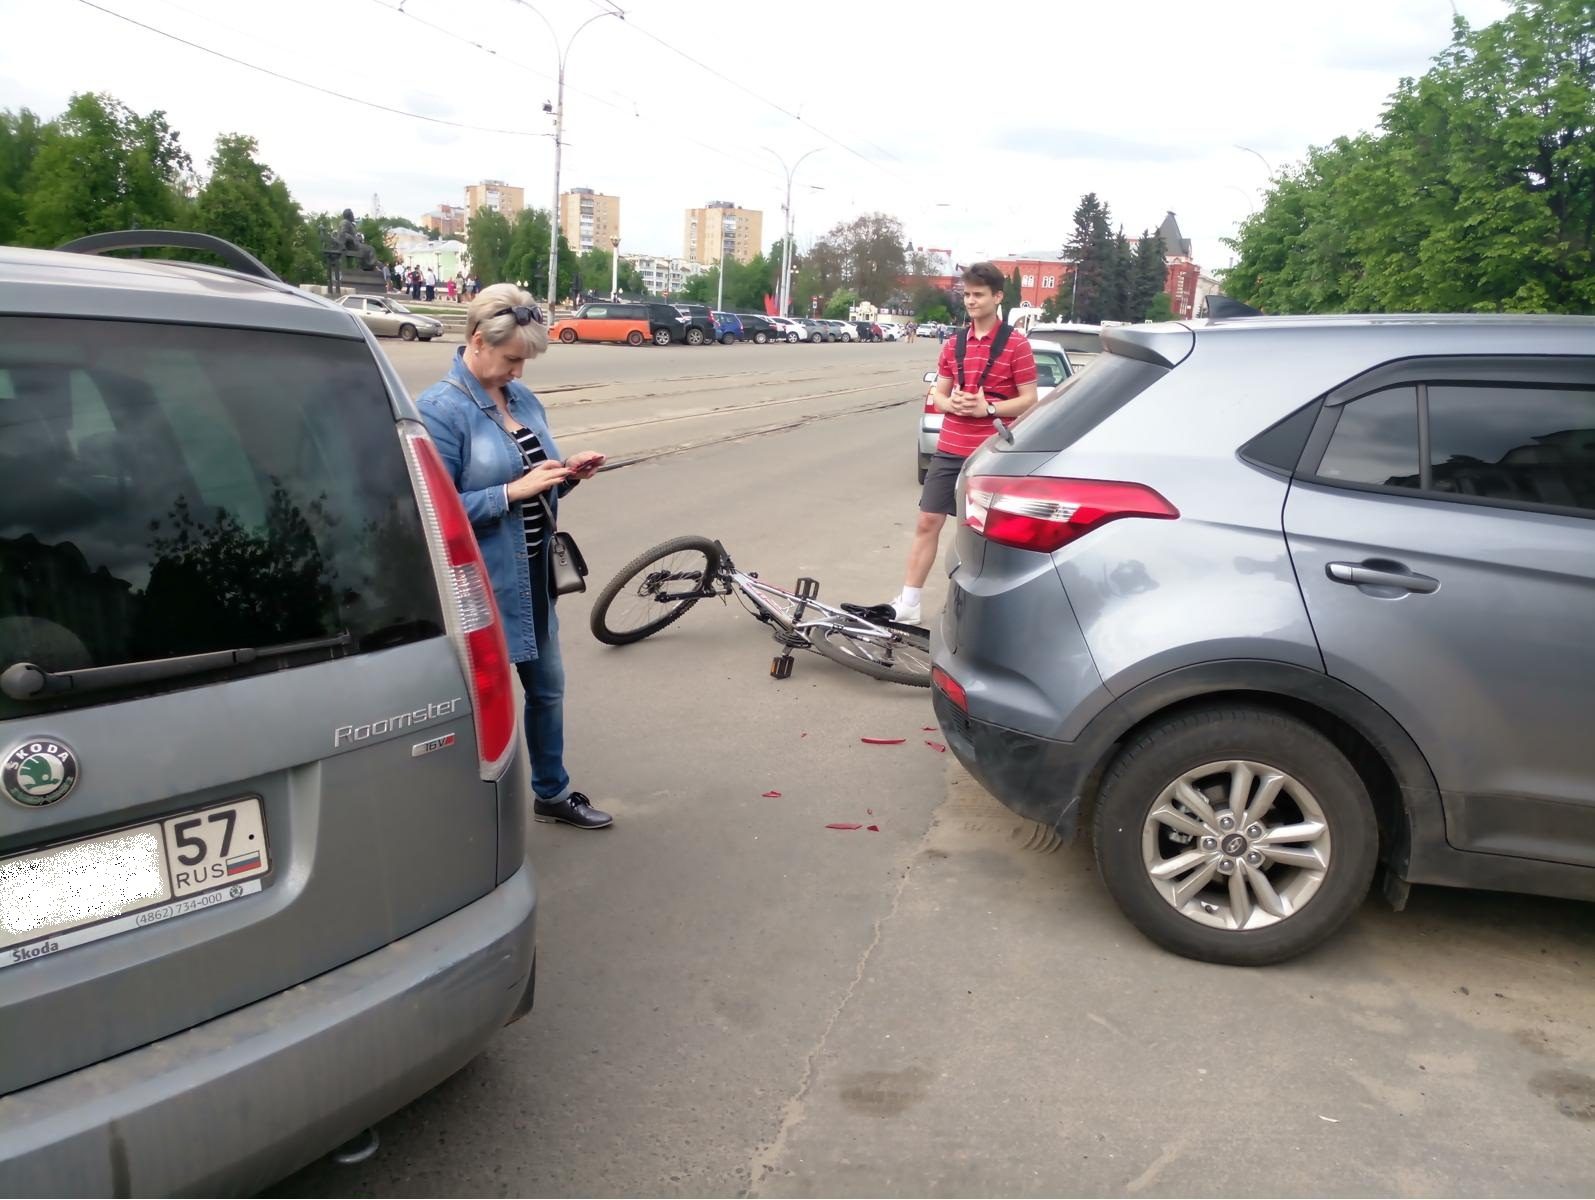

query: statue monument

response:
[322,209,387,296]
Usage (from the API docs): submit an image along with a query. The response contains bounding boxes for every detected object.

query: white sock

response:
[899,586,923,608]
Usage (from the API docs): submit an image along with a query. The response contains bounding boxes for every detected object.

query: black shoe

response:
[534,791,614,829]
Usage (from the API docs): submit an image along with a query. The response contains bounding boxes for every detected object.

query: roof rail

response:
[56,230,282,282]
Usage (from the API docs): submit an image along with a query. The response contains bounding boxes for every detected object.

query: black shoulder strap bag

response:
[953,322,1015,398]
[537,492,589,596]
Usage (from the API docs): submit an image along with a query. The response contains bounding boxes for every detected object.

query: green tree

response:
[1223,0,1595,313]
[1002,265,1025,320]
[1130,231,1168,320]
[1062,193,1113,323]
[824,287,858,318]
[192,135,309,280]
[1145,291,1176,321]
[911,282,948,321]
[0,107,49,246]
[467,206,514,286]
[23,93,193,247]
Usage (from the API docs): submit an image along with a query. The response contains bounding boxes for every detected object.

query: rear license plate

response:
[0,797,270,969]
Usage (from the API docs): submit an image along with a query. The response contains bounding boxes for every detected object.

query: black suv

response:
[671,302,715,346]
[639,301,692,346]
[736,314,778,344]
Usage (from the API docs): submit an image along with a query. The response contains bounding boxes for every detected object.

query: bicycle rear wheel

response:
[590,536,723,645]
[808,622,932,686]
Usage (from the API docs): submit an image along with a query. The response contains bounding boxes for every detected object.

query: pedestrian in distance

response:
[906,320,917,344]
[416,284,615,830]
[446,275,458,303]
[880,262,1039,625]
[424,266,438,302]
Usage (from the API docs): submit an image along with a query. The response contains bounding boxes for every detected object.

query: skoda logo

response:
[2,739,81,808]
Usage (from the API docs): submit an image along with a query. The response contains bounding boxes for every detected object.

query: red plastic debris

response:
[925,740,947,753]
[761,791,782,798]
[825,822,863,830]
[866,824,880,832]
[860,737,906,745]
[922,726,937,732]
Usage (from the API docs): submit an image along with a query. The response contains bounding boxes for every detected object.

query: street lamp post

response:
[609,234,620,299]
[764,147,822,316]
[513,2,622,310]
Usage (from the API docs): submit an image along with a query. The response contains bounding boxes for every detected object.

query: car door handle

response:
[1326,561,1439,594]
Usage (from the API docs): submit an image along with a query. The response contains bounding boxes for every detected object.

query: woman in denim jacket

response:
[417,284,613,829]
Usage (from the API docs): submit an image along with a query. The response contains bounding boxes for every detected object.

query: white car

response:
[769,318,806,343]
[1023,322,1104,373]
[827,320,856,342]
[878,323,904,341]
[915,342,1073,482]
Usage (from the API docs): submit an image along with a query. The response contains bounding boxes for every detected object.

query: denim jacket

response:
[416,348,566,663]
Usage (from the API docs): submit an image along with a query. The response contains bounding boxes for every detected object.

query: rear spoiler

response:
[1100,324,1195,369]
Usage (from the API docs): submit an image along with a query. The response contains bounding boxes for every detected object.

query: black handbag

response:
[538,493,589,595]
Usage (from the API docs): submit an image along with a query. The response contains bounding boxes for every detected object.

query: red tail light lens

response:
[401,424,517,779]
[964,475,1178,554]
[931,666,967,712]
[923,391,939,414]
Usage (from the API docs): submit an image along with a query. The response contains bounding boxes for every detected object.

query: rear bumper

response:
[933,689,1092,838]
[0,864,537,1198]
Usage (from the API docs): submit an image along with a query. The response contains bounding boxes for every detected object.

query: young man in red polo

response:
[883,262,1039,624]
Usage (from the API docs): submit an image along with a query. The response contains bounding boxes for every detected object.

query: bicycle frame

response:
[729,571,900,646]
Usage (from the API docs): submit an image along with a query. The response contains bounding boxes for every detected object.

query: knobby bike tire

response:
[808,622,932,687]
[589,535,723,646]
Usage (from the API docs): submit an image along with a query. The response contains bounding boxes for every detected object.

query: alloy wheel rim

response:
[1139,759,1332,931]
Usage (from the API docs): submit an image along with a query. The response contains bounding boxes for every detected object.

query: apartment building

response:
[462,180,525,227]
[560,188,621,254]
[683,201,762,266]
[622,253,709,297]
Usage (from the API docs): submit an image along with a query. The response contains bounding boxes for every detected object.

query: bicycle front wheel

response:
[809,622,932,687]
[589,536,723,646]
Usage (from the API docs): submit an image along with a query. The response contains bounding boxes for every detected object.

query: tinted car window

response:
[1001,353,1167,454]
[0,318,443,719]
[1316,387,1420,489]
[1428,384,1595,513]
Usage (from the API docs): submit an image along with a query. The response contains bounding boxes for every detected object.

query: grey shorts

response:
[918,452,966,516]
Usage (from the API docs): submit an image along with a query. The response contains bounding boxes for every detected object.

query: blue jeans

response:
[514,575,571,803]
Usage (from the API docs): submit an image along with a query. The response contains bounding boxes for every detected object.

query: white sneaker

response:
[889,597,922,625]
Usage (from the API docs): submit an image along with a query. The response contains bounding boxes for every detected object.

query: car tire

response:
[754,331,768,344]
[399,324,418,341]
[686,328,706,345]
[653,328,673,346]
[627,330,646,346]
[787,332,799,343]
[1092,703,1378,967]
[559,328,577,343]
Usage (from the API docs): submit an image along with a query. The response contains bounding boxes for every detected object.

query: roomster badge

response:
[2,738,80,807]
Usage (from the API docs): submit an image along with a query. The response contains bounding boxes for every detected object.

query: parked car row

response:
[545,304,918,347]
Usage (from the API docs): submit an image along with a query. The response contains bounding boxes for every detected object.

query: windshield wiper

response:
[1,633,352,701]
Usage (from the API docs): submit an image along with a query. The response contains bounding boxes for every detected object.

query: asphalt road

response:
[273,341,1594,1198]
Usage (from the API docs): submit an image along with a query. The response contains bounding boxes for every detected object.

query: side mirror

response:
[922,371,937,384]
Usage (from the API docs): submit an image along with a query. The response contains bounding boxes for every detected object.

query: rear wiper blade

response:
[1,633,352,701]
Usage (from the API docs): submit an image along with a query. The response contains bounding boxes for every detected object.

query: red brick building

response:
[1156,212,1202,319]
[987,257,1073,308]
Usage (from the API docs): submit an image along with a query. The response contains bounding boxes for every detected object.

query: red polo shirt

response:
[934,323,1037,457]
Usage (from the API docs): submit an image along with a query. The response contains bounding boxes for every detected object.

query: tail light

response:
[931,666,967,713]
[964,475,1178,554]
[400,423,517,779]
[923,390,939,414]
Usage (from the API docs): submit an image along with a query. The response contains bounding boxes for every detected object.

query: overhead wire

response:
[73,0,554,137]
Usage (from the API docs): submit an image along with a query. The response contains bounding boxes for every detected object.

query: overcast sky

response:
[8,0,1509,271]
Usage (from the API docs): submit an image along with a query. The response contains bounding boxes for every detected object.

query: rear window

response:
[1034,351,1069,390]
[0,317,443,719]
[999,352,1168,454]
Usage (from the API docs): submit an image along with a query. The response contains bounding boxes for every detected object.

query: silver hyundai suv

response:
[0,232,537,1192]
[932,314,1595,965]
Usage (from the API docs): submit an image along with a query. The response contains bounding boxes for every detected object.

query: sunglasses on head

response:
[491,304,545,326]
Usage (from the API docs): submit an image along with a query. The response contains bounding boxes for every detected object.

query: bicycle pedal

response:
[770,654,794,680]
[795,576,820,601]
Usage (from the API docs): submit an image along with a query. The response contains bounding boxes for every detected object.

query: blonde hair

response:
[466,283,549,358]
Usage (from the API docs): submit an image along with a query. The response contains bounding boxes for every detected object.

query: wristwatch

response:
[985,402,997,417]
